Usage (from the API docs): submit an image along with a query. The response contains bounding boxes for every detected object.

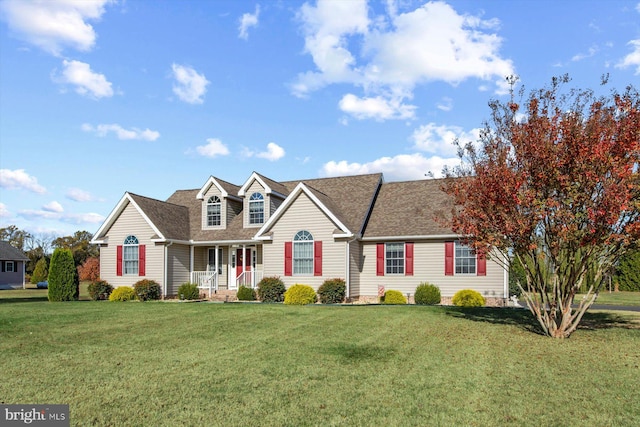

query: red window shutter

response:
[477,250,486,276]
[445,241,454,276]
[284,242,292,276]
[376,243,385,276]
[139,245,146,276]
[116,245,123,276]
[314,241,322,276]
[405,242,414,276]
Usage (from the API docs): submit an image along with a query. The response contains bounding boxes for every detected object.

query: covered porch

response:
[189,243,263,297]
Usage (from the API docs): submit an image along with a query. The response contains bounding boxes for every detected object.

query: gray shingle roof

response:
[128,193,191,241]
[0,241,29,261]
[362,178,454,238]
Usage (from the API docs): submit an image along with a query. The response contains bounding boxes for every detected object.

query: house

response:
[91,172,508,305]
[0,241,30,289]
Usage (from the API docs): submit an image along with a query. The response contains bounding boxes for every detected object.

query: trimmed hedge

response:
[382,290,407,305]
[109,286,136,302]
[48,248,79,302]
[452,289,485,307]
[88,280,114,301]
[237,285,257,301]
[257,276,286,302]
[414,282,441,305]
[317,278,346,304]
[133,279,161,301]
[284,284,317,305]
[178,283,201,300]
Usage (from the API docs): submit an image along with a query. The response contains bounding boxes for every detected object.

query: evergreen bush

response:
[615,249,640,291]
[257,276,286,302]
[284,284,317,305]
[109,286,136,302]
[237,285,257,301]
[382,290,407,305]
[30,257,48,284]
[88,280,114,301]
[47,248,79,301]
[509,257,525,297]
[317,278,346,304]
[452,289,485,307]
[133,279,162,301]
[178,283,201,300]
[414,282,441,305]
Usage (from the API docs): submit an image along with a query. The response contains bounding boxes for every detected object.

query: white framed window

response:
[5,261,15,272]
[123,235,139,275]
[207,196,221,227]
[293,230,313,275]
[249,192,264,225]
[385,243,404,275]
[455,241,476,275]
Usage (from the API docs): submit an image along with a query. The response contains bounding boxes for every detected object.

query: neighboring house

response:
[91,172,508,305]
[0,241,30,289]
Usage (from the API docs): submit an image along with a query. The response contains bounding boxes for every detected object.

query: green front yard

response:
[1,293,639,426]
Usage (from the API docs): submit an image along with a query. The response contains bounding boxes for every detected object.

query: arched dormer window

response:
[123,235,139,275]
[207,196,221,227]
[293,230,313,275]
[249,192,264,225]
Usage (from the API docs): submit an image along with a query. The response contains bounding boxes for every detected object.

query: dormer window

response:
[249,192,264,225]
[207,196,221,227]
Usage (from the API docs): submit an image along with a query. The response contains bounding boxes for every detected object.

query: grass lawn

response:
[588,291,640,306]
[0,294,639,426]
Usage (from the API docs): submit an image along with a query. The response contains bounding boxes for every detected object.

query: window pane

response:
[293,232,313,275]
[455,241,476,274]
[386,243,404,274]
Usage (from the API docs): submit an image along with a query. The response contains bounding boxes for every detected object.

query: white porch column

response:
[215,245,219,292]
[242,244,247,287]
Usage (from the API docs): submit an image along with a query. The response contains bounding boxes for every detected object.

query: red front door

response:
[236,249,251,278]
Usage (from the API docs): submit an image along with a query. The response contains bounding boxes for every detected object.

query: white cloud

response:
[239,5,260,40]
[0,169,46,194]
[637,2,640,13]
[18,209,105,225]
[61,212,105,225]
[293,0,515,116]
[66,188,96,202]
[171,63,209,104]
[617,40,640,75]
[571,46,598,62]
[338,93,416,121]
[43,201,64,213]
[0,203,9,218]
[82,123,160,141]
[55,60,113,99]
[196,138,230,158]
[437,97,453,112]
[411,123,480,156]
[0,0,113,56]
[322,153,459,181]
[256,142,285,161]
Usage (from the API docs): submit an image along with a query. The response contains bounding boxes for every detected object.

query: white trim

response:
[196,176,229,200]
[254,182,352,239]
[237,172,286,198]
[91,193,166,243]
[360,234,458,241]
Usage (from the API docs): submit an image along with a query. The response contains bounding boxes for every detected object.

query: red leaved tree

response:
[78,256,100,282]
[445,76,639,338]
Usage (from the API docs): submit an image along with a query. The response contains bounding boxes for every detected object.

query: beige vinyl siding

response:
[358,240,506,299]
[201,186,225,230]
[166,244,190,295]
[347,240,362,298]
[262,192,347,289]
[244,180,267,228]
[99,202,165,288]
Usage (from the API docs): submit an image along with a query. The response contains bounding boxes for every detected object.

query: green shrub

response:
[615,249,640,292]
[88,280,114,301]
[284,284,317,305]
[257,276,286,302]
[133,279,161,301]
[452,289,486,307]
[178,282,201,300]
[317,278,346,304]
[382,290,407,305]
[509,256,526,297]
[237,285,256,301]
[414,282,441,305]
[109,286,136,302]
[30,257,48,284]
[48,248,79,301]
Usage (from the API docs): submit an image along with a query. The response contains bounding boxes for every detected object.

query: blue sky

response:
[1,0,639,237]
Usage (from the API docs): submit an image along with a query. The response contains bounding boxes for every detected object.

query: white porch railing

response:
[190,271,217,297]
[236,270,264,289]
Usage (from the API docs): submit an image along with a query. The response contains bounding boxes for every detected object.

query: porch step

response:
[205,289,238,302]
